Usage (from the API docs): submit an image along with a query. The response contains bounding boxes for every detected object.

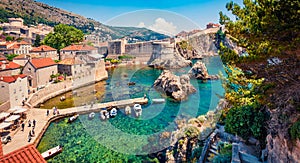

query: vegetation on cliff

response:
[218,0,299,161]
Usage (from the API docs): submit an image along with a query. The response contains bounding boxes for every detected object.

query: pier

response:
[2,97,148,155]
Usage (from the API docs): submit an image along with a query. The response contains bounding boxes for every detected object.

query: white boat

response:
[41,145,63,160]
[152,98,165,103]
[68,114,79,123]
[125,106,131,115]
[60,96,66,101]
[88,112,95,119]
[100,110,109,120]
[133,104,142,117]
[110,108,117,117]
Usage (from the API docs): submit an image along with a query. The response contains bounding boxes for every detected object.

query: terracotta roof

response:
[0,58,6,61]
[0,74,27,83]
[61,44,96,51]
[0,144,46,163]
[30,58,56,69]
[18,40,31,45]
[14,54,40,60]
[0,61,21,70]
[58,58,83,65]
[30,45,56,52]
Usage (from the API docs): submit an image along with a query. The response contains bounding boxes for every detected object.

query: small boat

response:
[110,108,117,117]
[41,145,63,160]
[60,96,66,101]
[133,104,142,117]
[127,82,136,86]
[125,106,131,115]
[68,114,79,123]
[100,110,109,120]
[88,112,95,120]
[152,98,165,103]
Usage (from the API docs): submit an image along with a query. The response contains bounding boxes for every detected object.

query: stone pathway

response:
[2,97,148,154]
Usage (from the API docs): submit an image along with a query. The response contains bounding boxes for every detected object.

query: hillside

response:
[0,0,169,41]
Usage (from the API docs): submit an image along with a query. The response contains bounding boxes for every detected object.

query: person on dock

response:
[33,119,36,127]
[28,131,32,142]
[28,120,31,127]
[21,122,25,131]
[144,94,147,99]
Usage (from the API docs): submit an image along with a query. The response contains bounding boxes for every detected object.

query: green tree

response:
[5,36,13,41]
[6,54,18,61]
[34,34,41,47]
[219,0,300,58]
[42,24,84,50]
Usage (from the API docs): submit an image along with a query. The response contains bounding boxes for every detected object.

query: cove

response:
[37,56,225,162]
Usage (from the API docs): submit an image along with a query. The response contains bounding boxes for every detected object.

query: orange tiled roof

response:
[61,44,96,51]
[18,40,31,45]
[30,58,56,69]
[0,61,21,70]
[14,54,40,60]
[0,144,46,163]
[0,58,6,61]
[0,74,27,83]
[31,45,56,52]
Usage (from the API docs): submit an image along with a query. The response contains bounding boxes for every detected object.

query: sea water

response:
[37,56,225,162]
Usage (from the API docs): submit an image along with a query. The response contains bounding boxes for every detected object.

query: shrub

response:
[290,120,300,141]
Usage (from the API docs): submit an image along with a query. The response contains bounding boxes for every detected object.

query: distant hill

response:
[0,0,169,41]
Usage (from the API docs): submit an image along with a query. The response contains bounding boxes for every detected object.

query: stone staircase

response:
[206,141,219,163]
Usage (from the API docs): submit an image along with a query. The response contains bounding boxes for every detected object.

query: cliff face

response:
[188,28,243,57]
[148,43,192,69]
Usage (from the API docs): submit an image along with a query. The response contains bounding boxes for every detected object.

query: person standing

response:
[46,109,49,116]
[33,119,36,127]
[28,120,31,127]
[21,123,25,131]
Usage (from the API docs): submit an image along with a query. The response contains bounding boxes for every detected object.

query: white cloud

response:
[149,18,177,36]
[137,22,146,28]
[136,18,177,36]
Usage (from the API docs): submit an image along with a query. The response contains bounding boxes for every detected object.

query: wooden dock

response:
[59,97,148,115]
[3,97,148,155]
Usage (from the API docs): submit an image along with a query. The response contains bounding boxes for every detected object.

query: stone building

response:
[0,60,21,76]
[0,41,32,55]
[60,44,98,60]
[0,74,28,108]
[30,45,58,60]
[22,58,57,88]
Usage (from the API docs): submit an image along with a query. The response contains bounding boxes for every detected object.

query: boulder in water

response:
[153,70,196,101]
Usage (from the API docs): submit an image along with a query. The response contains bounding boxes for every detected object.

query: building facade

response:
[0,74,28,108]
[22,58,57,88]
[30,45,58,60]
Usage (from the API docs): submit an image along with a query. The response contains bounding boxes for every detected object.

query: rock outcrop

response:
[176,41,202,60]
[188,61,219,80]
[153,70,196,101]
[148,42,192,69]
[188,28,244,57]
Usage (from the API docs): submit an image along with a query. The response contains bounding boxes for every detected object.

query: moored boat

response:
[152,98,165,103]
[60,96,66,101]
[133,104,142,117]
[68,114,79,123]
[88,112,95,120]
[100,109,109,120]
[125,106,131,115]
[41,145,63,160]
[110,108,117,117]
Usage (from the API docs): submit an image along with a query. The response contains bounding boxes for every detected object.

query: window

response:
[1,85,4,88]
[14,89,16,94]
[28,68,31,72]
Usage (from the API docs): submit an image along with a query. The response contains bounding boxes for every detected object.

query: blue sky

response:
[36,0,242,35]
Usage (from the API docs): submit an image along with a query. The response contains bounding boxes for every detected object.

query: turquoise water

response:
[37,56,225,162]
